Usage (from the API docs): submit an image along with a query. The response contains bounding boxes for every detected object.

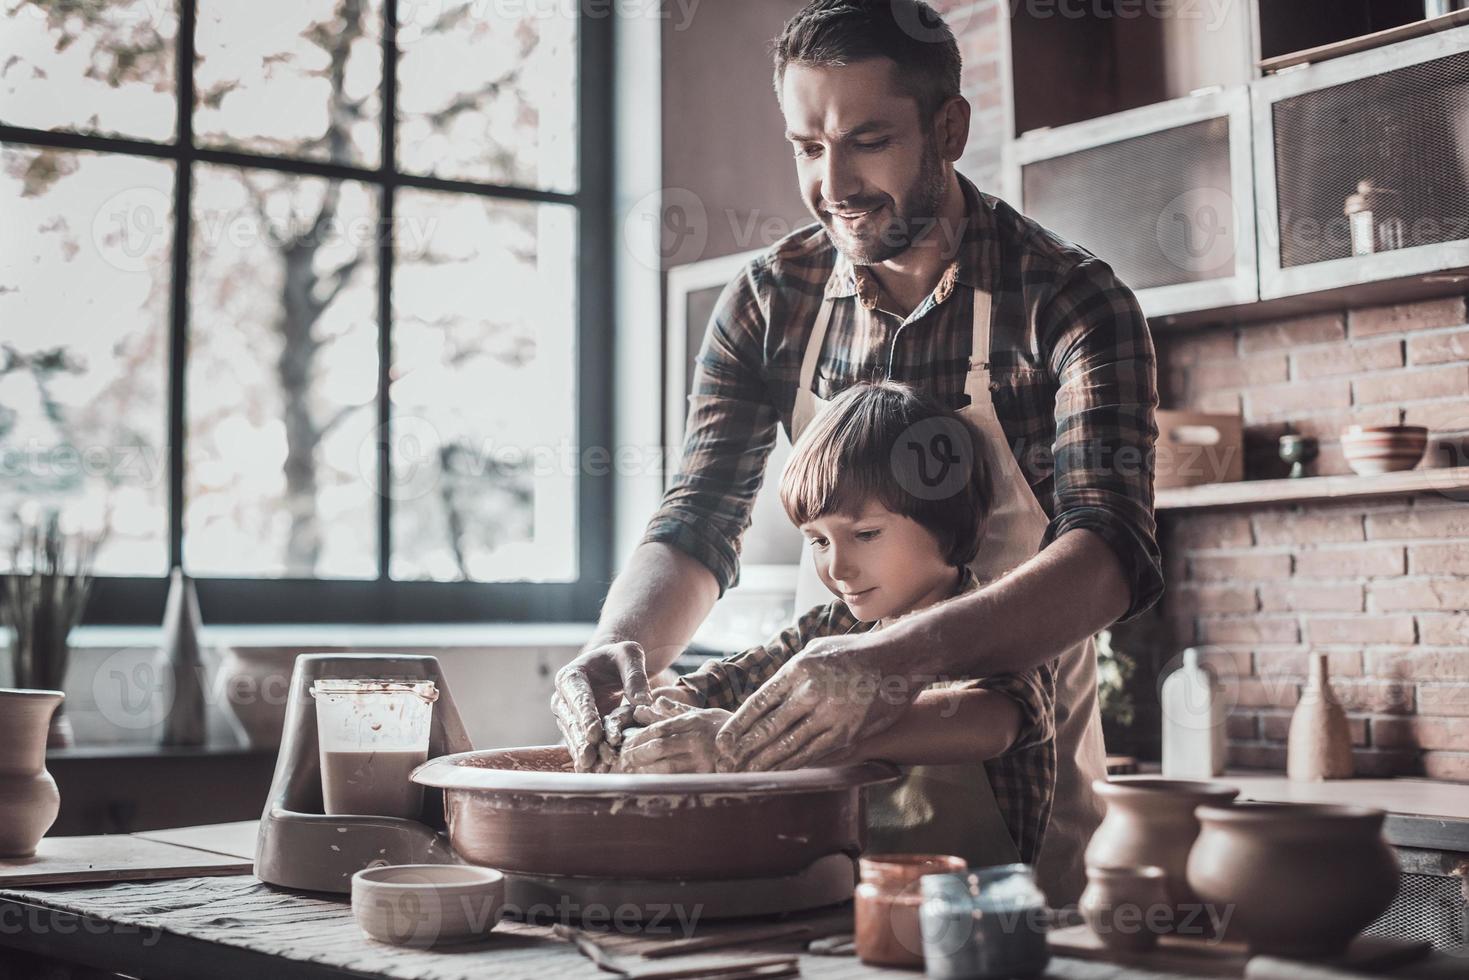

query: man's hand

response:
[552,641,653,772]
[617,698,732,774]
[714,632,918,772]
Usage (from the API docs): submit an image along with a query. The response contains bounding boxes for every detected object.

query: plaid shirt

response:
[675,568,1057,864]
[643,172,1162,622]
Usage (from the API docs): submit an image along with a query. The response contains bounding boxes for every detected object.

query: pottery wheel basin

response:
[412,746,899,880]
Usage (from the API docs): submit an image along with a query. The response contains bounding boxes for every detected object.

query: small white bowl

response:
[351,864,505,946]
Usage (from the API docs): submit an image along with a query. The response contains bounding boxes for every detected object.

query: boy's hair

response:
[779,381,989,567]
[771,0,962,128]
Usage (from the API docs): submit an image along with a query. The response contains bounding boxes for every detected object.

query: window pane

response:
[0,145,172,575]
[396,0,576,192]
[390,190,576,582]
[194,0,383,167]
[185,165,379,578]
[0,0,177,141]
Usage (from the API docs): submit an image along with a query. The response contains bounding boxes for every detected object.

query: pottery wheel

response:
[502,852,857,921]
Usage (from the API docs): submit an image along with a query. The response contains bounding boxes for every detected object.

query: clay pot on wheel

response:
[1084,777,1238,934]
[1188,802,1398,957]
[0,688,65,856]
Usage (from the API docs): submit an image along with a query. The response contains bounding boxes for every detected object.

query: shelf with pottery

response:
[1155,465,1469,512]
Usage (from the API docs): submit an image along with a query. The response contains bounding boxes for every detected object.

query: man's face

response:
[781,58,946,265]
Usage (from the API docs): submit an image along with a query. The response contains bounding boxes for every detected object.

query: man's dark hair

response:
[771,0,962,126]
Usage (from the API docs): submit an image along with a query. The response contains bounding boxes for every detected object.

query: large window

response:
[0,0,611,622]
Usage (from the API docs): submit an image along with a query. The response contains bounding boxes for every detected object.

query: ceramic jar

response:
[854,853,967,968]
[0,688,64,856]
[1085,777,1238,933]
[1079,865,1170,952]
[216,647,306,748]
[1188,802,1398,957]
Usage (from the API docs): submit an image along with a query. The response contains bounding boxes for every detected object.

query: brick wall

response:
[1153,295,1469,778]
[935,0,1009,188]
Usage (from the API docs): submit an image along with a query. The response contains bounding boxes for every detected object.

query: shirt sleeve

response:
[958,659,1057,754]
[640,261,780,596]
[1038,257,1164,623]
[673,602,843,711]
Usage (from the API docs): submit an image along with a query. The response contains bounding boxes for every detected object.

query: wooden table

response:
[1,821,1466,980]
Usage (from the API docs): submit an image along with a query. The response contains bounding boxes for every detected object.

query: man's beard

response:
[821,137,947,265]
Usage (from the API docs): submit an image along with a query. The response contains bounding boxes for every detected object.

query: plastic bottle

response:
[1160,647,1226,779]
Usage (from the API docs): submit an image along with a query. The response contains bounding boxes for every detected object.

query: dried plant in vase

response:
[2,512,98,748]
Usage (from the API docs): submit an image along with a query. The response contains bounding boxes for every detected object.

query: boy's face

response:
[780,59,948,266]
[800,501,956,622]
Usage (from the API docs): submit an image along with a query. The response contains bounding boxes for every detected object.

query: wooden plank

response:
[1259,10,1469,73]
[132,820,260,861]
[1155,467,1469,512]
[0,835,252,886]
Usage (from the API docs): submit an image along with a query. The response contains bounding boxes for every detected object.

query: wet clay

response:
[320,749,426,818]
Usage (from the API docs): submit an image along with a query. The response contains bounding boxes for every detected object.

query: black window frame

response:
[0,0,613,625]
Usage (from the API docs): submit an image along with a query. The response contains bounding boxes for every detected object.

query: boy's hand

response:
[617,699,732,774]
[715,633,916,771]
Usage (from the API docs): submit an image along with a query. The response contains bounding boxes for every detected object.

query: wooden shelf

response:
[1156,466,1469,512]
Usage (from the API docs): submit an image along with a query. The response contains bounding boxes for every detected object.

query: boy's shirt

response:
[674,567,1057,865]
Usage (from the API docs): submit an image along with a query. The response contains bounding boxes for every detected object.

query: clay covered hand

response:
[551,640,653,772]
[616,697,732,774]
[715,633,913,772]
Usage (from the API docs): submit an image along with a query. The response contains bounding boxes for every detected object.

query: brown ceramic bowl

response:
[412,746,900,880]
[1341,425,1428,475]
[1187,802,1397,956]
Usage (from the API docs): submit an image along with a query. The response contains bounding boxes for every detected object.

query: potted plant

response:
[2,512,97,748]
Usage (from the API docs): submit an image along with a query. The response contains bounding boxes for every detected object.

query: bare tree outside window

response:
[0,0,586,599]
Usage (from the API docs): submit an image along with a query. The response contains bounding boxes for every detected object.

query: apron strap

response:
[969,287,994,374]
[798,295,837,394]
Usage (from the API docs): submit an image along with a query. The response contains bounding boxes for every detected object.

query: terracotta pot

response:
[1187,802,1398,957]
[854,853,967,968]
[0,688,65,857]
[1079,865,1170,952]
[1085,777,1238,931]
[413,745,900,880]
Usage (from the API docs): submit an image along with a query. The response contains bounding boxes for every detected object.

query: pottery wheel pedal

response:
[254,654,475,893]
[503,852,859,922]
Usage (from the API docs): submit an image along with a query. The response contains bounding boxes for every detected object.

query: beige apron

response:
[789,266,1108,908]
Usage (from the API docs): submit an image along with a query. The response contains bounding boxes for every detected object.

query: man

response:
[553,0,1161,906]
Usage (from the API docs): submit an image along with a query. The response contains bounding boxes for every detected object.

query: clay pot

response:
[1085,777,1238,932]
[1079,865,1170,952]
[0,688,65,857]
[1188,802,1398,957]
[413,745,900,880]
[217,647,307,748]
[854,853,967,968]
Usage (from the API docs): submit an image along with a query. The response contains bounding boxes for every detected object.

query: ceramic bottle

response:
[1160,647,1226,779]
[0,688,64,856]
[1287,653,1354,781]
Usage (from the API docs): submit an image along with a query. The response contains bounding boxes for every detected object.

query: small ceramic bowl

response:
[1341,425,1428,475]
[351,864,504,946]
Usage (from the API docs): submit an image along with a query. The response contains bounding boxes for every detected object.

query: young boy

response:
[619,381,1057,866]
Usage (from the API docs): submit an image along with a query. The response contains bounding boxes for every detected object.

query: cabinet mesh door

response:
[1273,49,1469,268]
[1363,871,1467,951]
[1020,117,1235,291]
